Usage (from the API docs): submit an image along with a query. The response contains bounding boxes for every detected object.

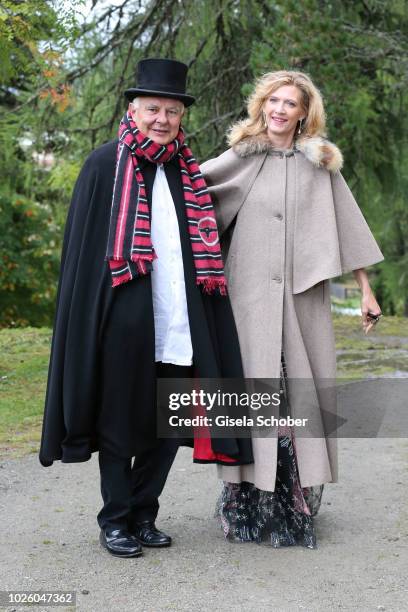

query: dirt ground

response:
[0,438,407,612]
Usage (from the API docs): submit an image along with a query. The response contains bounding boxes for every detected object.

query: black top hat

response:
[124,58,195,107]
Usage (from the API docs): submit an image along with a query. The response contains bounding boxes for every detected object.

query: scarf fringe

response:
[130,253,156,275]
[111,273,131,288]
[198,278,227,296]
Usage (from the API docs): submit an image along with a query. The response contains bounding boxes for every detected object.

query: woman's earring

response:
[262,111,267,129]
[298,118,304,135]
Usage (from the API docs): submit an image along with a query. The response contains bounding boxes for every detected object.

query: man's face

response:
[130,96,184,145]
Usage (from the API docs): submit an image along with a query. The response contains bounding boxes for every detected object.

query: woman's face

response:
[263,85,306,140]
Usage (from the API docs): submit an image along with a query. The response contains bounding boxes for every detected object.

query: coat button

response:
[275,213,283,221]
[272,275,282,283]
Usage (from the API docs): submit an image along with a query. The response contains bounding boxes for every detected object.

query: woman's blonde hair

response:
[228,70,327,146]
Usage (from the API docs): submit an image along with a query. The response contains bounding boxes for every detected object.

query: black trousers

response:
[97,362,193,530]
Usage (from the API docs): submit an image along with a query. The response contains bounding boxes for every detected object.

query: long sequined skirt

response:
[216,431,323,548]
[215,354,324,549]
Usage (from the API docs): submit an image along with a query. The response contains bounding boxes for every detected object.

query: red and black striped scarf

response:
[106,111,226,295]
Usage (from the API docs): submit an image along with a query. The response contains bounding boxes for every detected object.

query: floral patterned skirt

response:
[215,354,324,549]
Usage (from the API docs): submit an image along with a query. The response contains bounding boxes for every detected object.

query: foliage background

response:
[0,0,407,326]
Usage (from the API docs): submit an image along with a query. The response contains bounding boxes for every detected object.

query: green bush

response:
[0,191,60,327]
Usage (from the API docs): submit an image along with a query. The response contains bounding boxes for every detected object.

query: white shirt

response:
[150,163,193,366]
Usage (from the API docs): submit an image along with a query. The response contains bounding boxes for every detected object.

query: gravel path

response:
[0,439,407,612]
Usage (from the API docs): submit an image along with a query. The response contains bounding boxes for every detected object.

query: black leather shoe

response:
[100,528,143,558]
[132,522,172,548]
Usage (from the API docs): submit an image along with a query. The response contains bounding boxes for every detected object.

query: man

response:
[39,58,252,558]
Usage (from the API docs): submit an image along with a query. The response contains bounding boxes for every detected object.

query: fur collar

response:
[233,133,343,173]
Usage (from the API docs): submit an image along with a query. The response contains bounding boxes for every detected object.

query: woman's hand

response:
[353,268,382,335]
[361,290,382,334]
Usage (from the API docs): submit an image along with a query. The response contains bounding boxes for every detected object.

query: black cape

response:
[39,141,253,467]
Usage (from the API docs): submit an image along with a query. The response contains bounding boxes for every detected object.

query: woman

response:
[201,70,383,548]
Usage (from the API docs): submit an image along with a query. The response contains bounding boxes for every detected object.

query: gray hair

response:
[130,96,184,114]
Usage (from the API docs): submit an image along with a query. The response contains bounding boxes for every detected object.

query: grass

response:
[333,313,408,378]
[331,295,361,309]
[1,312,407,459]
[0,327,51,458]
[332,313,408,339]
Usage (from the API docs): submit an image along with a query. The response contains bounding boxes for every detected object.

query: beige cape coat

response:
[201,134,384,491]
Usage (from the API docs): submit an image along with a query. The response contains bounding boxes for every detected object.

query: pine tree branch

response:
[65,0,169,83]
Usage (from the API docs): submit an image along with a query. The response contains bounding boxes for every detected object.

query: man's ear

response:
[128,103,135,118]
